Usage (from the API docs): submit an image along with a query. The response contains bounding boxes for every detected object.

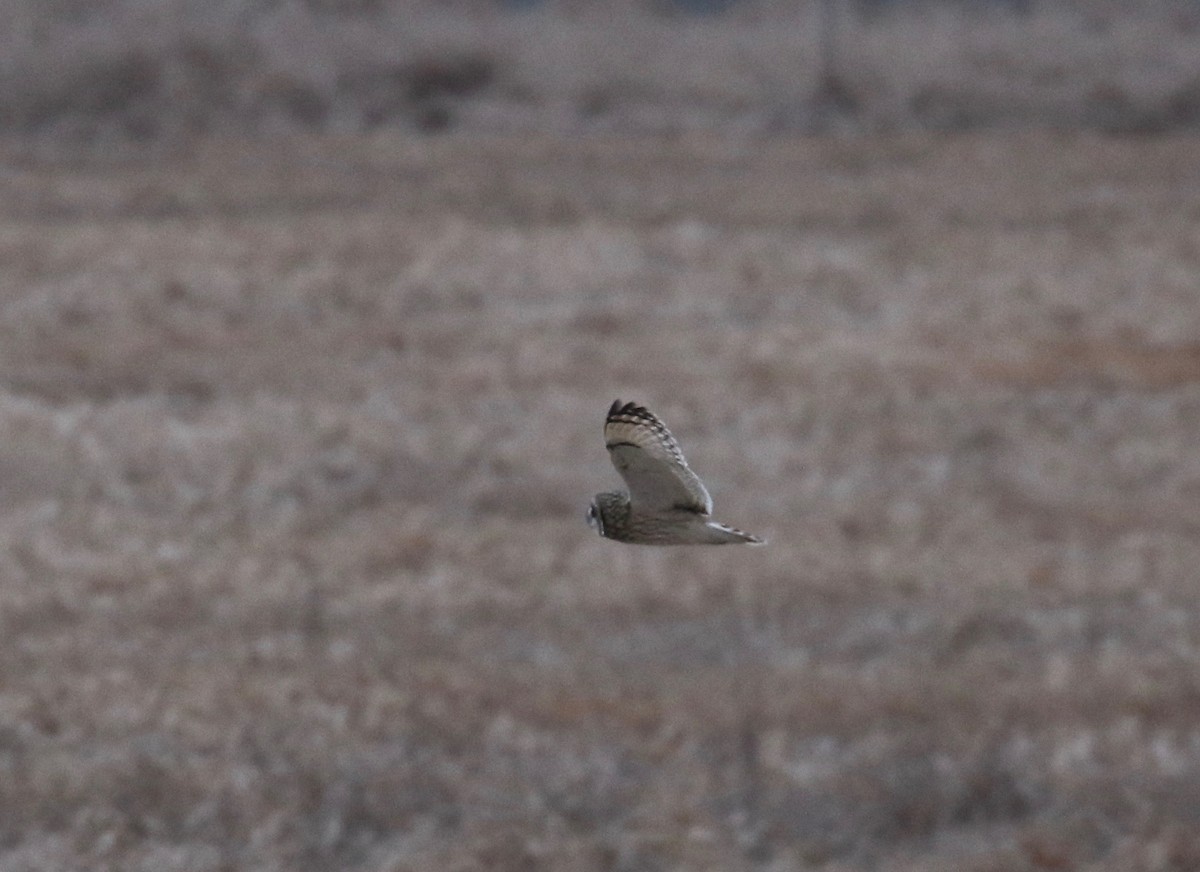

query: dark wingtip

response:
[609,399,649,418]
[608,399,649,420]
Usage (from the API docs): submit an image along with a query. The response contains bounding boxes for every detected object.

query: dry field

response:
[1,131,1200,871]
[4,0,1200,140]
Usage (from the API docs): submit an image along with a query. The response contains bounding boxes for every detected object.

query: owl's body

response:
[590,491,762,545]
[587,401,764,546]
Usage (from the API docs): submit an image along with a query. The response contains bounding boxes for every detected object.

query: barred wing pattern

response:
[604,400,712,515]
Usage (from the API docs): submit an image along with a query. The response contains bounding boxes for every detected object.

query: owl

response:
[586,400,765,546]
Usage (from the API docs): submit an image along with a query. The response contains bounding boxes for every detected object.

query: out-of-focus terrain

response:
[3,1,1200,870]
[3,0,1200,141]
[2,132,1200,871]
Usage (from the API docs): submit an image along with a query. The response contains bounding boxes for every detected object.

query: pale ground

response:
[1,132,1200,870]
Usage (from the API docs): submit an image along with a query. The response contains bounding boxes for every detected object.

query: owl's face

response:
[585,500,604,536]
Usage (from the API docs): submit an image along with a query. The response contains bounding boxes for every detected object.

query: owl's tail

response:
[703,521,766,545]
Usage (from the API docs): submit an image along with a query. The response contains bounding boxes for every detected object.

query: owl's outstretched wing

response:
[603,400,712,515]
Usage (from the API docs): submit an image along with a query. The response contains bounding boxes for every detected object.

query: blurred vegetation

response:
[1,0,1199,142]
[1,132,1200,869]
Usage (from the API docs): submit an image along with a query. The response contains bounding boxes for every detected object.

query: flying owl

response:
[586,400,765,546]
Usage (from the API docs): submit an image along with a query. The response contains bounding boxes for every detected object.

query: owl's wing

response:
[604,400,712,515]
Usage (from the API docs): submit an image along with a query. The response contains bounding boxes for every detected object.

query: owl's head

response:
[585,499,605,536]
[586,491,630,539]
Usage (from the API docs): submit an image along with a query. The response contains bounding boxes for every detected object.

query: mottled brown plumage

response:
[586,400,764,546]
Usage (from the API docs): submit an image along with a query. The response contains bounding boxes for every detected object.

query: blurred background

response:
[4,0,1200,141]
[2,1,1200,870]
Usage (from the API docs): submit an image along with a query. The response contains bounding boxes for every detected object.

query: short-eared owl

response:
[587,400,765,546]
